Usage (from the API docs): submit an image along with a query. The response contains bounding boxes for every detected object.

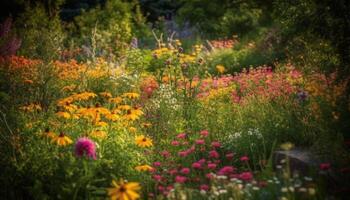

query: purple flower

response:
[74,137,96,159]
[297,91,308,102]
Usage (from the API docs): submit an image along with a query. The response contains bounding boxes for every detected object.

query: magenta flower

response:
[209,150,220,159]
[74,137,96,159]
[192,162,202,169]
[198,158,206,164]
[175,175,187,183]
[153,174,162,182]
[161,150,171,158]
[176,133,187,139]
[171,140,180,146]
[180,168,190,174]
[218,166,235,175]
[225,153,234,160]
[239,171,253,181]
[168,169,178,175]
[208,163,217,169]
[211,141,221,148]
[178,151,188,157]
[200,130,209,137]
[240,155,249,162]
[153,162,161,167]
[195,139,205,145]
[206,173,214,179]
[200,184,209,191]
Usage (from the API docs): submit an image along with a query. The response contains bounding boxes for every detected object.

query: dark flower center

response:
[119,185,126,192]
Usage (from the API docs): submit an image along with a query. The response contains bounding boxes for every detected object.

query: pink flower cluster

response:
[149,130,254,196]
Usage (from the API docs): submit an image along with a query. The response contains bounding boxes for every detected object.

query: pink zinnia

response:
[175,175,187,183]
[200,130,209,137]
[239,171,253,181]
[74,137,96,159]
[240,156,249,162]
[211,141,221,148]
[195,139,205,145]
[209,150,220,158]
[192,162,202,169]
[180,168,190,174]
[177,133,187,139]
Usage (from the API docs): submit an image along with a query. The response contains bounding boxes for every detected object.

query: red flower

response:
[320,163,331,170]
[240,156,249,162]
[180,168,190,174]
[209,150,220,159]
[211,141,221,148]
[239,171,253,181]
[200,130,209,137]
[175,175,187,183]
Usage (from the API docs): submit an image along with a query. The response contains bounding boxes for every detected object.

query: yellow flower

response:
[100,92,112,98]
[128,127,137,133]
[109,97,123,104]
[90,130,107,139]
[105,113,120,121]
[56,111,71,119]
[135,135,153,147]
[216,65,225,74]
[280,142,294,151]
[107,179,141,200]
[122,92,140,99]
[118,105,132,111]
[41,128,56,139]
[135,165,153,172]
[51,132,73,146]
[95,121,108,127]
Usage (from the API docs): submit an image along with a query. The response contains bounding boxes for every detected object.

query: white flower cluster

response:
[147,84,180,111]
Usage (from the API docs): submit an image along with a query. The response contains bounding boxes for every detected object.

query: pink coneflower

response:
[176,133,187,139]
[74,137,96,159]
[218,166,235,175]
[240,156,249,162]
[175,175,187,183]
[196,139,205,145]
[208,163,217,169]
[171,140,180,146]
[180,168,190,174]
[192,162,202,169]
[200,184,209,191]
[209,150,220,159]
[211,141,221,148]
[153,162,161,167]
[225,153,234,160]
[153,174,162,182]
[239,171,253,181]
[200,130,209,137]
[178,151,188,157]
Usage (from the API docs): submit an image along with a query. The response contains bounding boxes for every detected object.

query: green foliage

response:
[15,4,65,60]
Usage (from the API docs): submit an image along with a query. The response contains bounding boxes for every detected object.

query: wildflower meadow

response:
[1,0,350,200]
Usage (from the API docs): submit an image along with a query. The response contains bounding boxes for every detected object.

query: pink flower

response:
[239,171,253,181]
[225,153,234,160]
[200,184,209,191]
[240,156,249,162]
[153,174,162,182]
[208,163,217,169]
[175,175,187,183]
[200,130,209,137]
[177,133,187,139]
[157,185,164,191]
[198,158,206,164]
[211,141,221,148]
[178,151,188,157]
[161,150,171,158]
[195,139,205,145]
[320,163,331,170]
[153,162,161,167]
[192,162,202,169]
[209,150,220,159]
[74,137,96,159]
[180,168,190,174]
[206,173,214,179]
[171,140,180,146]
[218,166,235,175]
[168,169,178,175]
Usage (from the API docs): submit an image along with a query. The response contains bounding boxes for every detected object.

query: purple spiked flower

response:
[74,137,96,159]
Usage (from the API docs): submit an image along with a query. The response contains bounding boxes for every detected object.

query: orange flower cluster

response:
[210,39,236,49]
